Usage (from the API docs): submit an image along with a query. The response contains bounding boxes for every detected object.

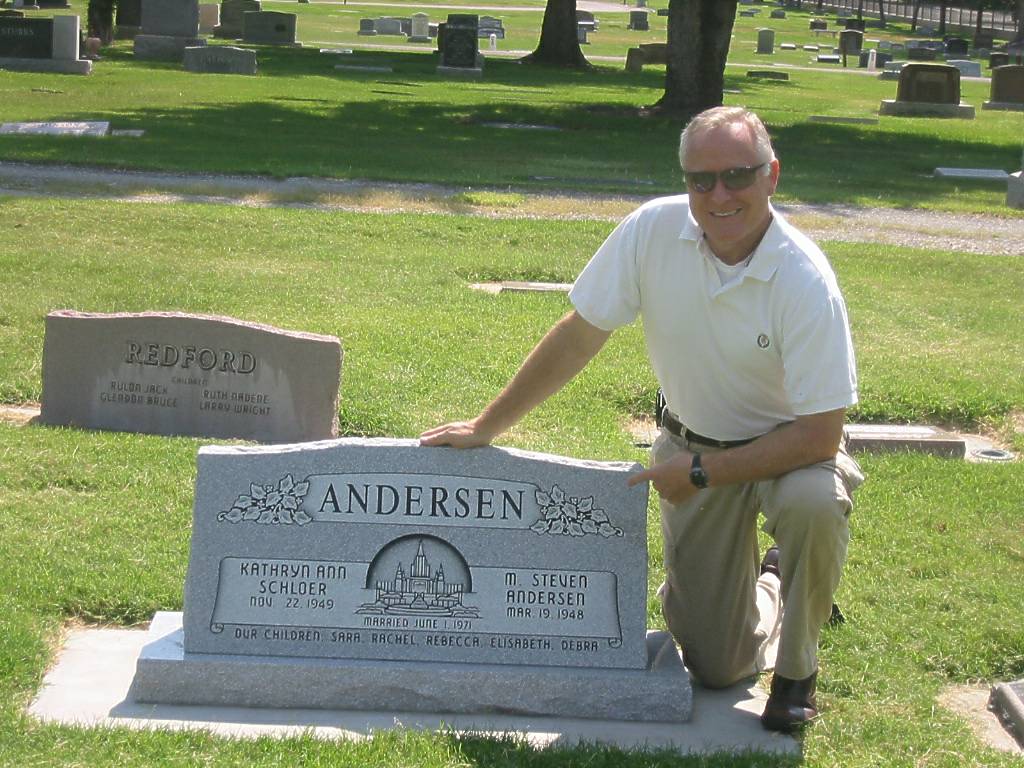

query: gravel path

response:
[1,161,1020,255]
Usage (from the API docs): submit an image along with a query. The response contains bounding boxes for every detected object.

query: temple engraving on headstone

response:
[39,310,342,443]
[129,439,691,722]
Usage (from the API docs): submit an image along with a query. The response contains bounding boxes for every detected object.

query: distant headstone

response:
[973,32,994,49]
[756,28,774,54]
[803,44,819,51]
[739,9,757,17]
[859,49,891,68]
[577,23,588,44]
[39,310,342,443]
[628,10,648,31]
[115,0,142,38]
[357,18,376,36]
[944,37,968,57]
[983,65,1024,110]
[409,12,429,42]
[746,69,788,80]
[770,9,785,19]
[879,63,975,118]
[127,439,692,722]
[374,17,402,36]
[0,14,90,73]
[907,46,937,61]
[809,18,827,31]
[35,0,69,7]
[214,0,260,39]
[817,53,841,63]
[242,11,298,45]
[134,0,205,61]
[0,10,26,17]
[477,16,503,39]
[839,28,863,56]
[779,42,796,50]
[989,52,1009,69]
[946,59,981,77]
[198,3,219,34]
[933,167,1008,180]
[576,9,596,30]
[1008,171,1024,209]
[184,44,256,74]
[0,120,108,135]
[438,13,481,76]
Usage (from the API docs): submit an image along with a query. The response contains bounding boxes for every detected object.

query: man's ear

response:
[767,158,781,195]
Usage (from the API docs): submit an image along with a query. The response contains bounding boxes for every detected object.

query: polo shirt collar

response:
[679,202,791,283]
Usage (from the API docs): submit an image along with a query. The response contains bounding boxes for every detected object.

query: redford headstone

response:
[128,439,692,722]
[39,310,342,443]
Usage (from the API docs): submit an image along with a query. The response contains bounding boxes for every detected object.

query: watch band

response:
[689,452,709,489]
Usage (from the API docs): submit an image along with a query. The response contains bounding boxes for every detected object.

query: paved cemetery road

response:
[0,161,1019,255]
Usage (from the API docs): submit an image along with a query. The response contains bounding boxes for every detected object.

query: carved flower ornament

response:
[218,473,312,525]
[530,484,623,538]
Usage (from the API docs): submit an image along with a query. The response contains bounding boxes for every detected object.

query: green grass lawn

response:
[0,1,1021,211]
[0,196,1022,766]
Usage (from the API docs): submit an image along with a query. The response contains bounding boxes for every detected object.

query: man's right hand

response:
[419,419,493,448]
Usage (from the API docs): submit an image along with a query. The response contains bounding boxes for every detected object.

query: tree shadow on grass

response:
[2,48,1019,205]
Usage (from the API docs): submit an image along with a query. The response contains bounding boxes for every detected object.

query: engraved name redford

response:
[124,341,257,374]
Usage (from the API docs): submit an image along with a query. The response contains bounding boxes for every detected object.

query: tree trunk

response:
[857,0,864,18]
[878,1,886,26]
[911,0,919,31]
[521,0,590,68]
[975,1,983,38]
[87,0,116,45]
[939,1,948,34]
[1016,0,1024,39]
[651,0,737,120]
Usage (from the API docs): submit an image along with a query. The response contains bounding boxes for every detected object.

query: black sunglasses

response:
[683,163,768,194]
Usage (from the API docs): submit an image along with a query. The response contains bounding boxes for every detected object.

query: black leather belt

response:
[661,411,756,449]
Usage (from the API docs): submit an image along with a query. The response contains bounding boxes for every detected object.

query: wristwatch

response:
[689,453,709,489]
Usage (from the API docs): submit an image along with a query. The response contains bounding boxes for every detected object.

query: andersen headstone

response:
[39,310,341,443]
[128,439,691,722]
[184,44,256,74]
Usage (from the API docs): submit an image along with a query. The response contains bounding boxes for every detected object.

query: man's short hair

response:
[678,106,776,170]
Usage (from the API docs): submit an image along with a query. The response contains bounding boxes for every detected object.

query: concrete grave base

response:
[130,613,692,723]
[1008,171,1024,209]
[990,680,1024,747]
[879,99,976,118]
[845,424,966,458]
[0,56,91,74]
[0,121,108,136]
[134,34,207,61]
[29,617,798,756]
[982,101,1024,111]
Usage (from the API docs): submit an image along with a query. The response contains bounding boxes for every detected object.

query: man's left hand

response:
[627,451,699,505]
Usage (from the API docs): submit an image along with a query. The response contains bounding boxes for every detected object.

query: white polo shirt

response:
[569,195,857,441]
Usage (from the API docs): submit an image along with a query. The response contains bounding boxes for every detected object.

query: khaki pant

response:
[653,428,864,688]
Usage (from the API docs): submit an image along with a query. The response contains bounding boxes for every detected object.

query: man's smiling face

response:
[683,121,780,265]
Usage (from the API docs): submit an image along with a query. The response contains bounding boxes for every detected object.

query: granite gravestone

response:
[39,311,342,443]
[198,3,219,34]
[438,14,481,76]
[357,18,376,36]
[0,14,90,73]
[242,11,298,45]
[478,16,503,39]
[879,63,975,118]
[839,28,863,56]
[134,0,205,61]
[128,439,692,722]
[409,13,429,42]
[984,65,1024,110]
[213,0,259,39]
[756,28,774,55]
[374,17,402,36]
[946,59,981,77]
[184,44,256,74]
[115,0,142,38]
[628,10,648,31]
[990,51,1010,69]
[809,18,827,31]
[944,37,968,56]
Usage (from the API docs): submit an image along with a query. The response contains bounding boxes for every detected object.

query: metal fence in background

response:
[796,1,1019,36]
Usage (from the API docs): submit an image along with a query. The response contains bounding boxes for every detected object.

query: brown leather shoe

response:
[760,671,818,732]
